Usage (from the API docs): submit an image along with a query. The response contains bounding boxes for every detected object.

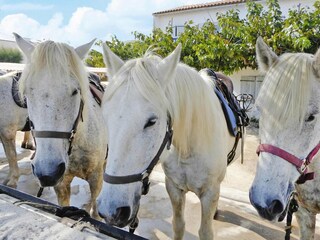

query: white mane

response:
[19,40,89,107]
[256,52,313,129]
[105,52,221,157]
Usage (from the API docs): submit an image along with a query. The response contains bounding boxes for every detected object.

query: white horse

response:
[0,71,35,188]
[249,37,320,239]
[97,44,240,239]
[14,33,108,218]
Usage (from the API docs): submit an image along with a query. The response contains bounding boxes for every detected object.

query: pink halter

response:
[256,143,320,184]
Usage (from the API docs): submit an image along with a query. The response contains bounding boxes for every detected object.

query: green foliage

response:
[0,48,23,63]
[88,0,320,74]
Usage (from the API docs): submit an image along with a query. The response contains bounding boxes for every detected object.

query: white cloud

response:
[0,0,212,47]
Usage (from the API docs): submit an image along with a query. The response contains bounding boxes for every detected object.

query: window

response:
[240,76,264,101]
[172,25,185,40]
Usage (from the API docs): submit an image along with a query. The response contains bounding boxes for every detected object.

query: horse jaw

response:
[102,42,124,78]
[13,32,35,61]
[75,38,96,60]
[256,36,278,73]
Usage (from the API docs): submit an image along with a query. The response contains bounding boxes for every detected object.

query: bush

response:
[0,48,23,63]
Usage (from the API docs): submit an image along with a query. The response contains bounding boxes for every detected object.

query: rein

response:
[104,116,173,195]
[31,99,84,156]
[256,142,320,184]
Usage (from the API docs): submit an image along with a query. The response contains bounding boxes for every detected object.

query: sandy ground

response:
[0,128,320,240]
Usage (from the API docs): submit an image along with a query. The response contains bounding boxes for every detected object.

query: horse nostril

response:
[31,163,35,175]
[115,206,131,224]
[57,162,66,178]
[268,199,284,215]
[98,211,106,219]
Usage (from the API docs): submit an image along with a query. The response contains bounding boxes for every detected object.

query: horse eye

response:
[144,117,157,129]
[306,115,315,122]
[72,89,78,96]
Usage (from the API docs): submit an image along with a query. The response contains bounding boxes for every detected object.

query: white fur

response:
[250,38,320,239]
[0,72,34,188]
[15,33,108,219]
[98,44,238,239]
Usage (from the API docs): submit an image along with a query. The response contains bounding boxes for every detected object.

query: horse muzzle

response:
[31,162,66,187]
[99,206,134,228]
[249,187,286,221]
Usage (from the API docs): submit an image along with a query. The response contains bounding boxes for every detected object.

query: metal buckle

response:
[69,130,75,142]
[299,159,308,173]
[141,170,149,180]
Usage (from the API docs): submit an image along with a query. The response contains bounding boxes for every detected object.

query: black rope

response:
[284,195,299,240]
[129,217,139,234]
[37,187,44,197]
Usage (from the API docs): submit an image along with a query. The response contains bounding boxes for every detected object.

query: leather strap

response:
[31,99,84,155]
[32,131,72,139]
[104,123,173,185]
[257,142,320,184]
[257,144,304,169]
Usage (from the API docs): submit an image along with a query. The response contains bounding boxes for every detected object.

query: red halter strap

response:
[256,143,320,184]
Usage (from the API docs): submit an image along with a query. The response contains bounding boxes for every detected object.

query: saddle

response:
[202,68,250,164]
[204,68,249,136]
[88,73,105,106]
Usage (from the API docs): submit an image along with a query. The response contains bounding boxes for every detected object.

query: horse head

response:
[97,44,181,227]
[14,33,95,187]
[249,37,320,221]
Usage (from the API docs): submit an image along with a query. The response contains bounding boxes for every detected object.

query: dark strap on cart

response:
[0,184,147,240]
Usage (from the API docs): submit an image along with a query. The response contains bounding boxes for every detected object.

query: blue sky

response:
[0,0,210,47]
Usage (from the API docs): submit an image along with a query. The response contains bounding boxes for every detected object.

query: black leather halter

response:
[11,72,28,108]
[104,116,173,195]
[31,99,84,155]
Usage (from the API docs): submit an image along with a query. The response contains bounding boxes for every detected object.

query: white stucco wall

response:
[153,0,316,31]
[229,68,260,94]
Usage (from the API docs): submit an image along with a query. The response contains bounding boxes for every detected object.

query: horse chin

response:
[38,174,64,187]
[102,204,140,228]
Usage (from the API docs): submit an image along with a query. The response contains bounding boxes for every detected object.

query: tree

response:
[0,48,23,63]
[87,0,320,74]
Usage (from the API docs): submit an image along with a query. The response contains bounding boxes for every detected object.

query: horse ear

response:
[75,38,96,60]
[13,32,35,61]
[102,42,124,78]
[157,43,182,86]
[256,36,278,72]
[313,48,320,78]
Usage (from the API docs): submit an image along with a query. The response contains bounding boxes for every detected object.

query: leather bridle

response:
[31,99,84,156]
[103,116,173,195]
[256,142,320,184]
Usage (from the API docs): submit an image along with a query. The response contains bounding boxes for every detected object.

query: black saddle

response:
[88,73,105,106]
[203,68,249,136]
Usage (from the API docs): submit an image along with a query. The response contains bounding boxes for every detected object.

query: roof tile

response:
[153,0,253,15]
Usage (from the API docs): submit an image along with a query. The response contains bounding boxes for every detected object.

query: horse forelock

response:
[256,53,313,129]
[19,40,89,105]
[105,53,221,157]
